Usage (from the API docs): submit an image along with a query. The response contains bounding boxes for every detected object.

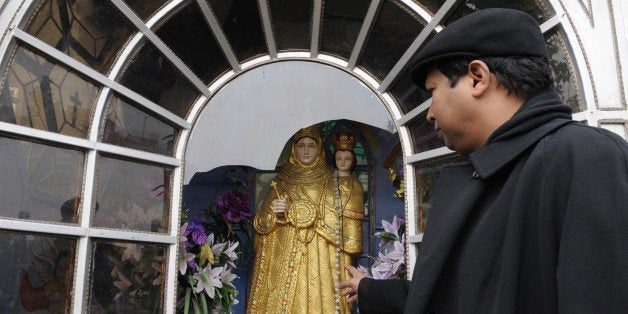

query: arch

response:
[183,60,396,181]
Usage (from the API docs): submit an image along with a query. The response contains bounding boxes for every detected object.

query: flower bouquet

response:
[359,215,407,280]
[178,167,253,313]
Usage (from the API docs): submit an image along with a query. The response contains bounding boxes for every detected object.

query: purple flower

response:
[217,189,251,223]
[184,217,207,245]
[376,215,404,247]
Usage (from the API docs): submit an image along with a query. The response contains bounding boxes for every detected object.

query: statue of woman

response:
[248,125,364,313]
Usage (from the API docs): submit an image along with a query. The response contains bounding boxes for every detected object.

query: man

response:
[337,8,628,313]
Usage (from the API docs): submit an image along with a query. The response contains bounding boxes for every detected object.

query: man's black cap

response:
[410,8,549,88]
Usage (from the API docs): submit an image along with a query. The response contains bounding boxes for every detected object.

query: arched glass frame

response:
[0,0,594,311]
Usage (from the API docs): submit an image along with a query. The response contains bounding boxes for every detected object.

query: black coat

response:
[358,91,628,313]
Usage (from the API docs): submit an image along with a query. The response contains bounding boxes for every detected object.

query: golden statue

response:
[248,125,364,313]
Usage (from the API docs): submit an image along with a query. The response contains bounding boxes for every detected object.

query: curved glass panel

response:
[24,0,135,75]
[101,93,178,156]
[414,154,468,232]
[545,28,583,111]
[388,29,436,113]
[443,0,554,25]
[118,40,199,118]
[208,0,267,62]
[93,155,171,233]
[409,111,445,153]
[320,0,370,60]
[123,0,169,21]
[0,230,76,313]
[88,240,165,312]
[357,0,426,81]
[413,0,448,14]
[269,0,313,51]
[0,136,84,223]
[155,3,230,85]
[0,46,99,138]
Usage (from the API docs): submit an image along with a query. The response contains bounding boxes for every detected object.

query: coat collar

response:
[469,91,573,179]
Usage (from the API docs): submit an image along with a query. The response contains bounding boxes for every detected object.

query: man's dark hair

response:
[435,56,553,100]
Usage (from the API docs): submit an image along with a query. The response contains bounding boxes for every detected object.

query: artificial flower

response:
[193,265,224,299]
[178,248,196,275]
[360,215,407,280]
[184,217,208,245]
[199,242,215,266]
[217,189,251,223]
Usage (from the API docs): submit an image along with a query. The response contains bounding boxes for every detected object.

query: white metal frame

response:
[0,0,625,312]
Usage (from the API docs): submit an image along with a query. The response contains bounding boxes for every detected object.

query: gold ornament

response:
[333,130,357,151]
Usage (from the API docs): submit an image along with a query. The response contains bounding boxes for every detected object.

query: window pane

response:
[24,0,136,75]
[0,46,99,138]
[387,30,436,113]
[414,154,468,232]
[414,0,448,14]
[118,41,199,118]
[0,230,75,313]
[208,0,268,62]
[546,29,583,111]
[357,0,426,81]
[93,156,171,233]
[88,240,165,312]
[0,136,84,223]
[320,0,370,60]
[443,0,554,25]
[123,0,169,21]
[155,3,230,85]
[269,0,312,51]
[409,111,445,153]
[101,93,178,156]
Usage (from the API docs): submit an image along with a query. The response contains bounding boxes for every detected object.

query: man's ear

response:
[467,60,491,97]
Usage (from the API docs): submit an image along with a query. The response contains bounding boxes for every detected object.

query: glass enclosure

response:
[0,0,587,312]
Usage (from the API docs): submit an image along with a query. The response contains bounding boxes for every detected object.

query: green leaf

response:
[184,287,191,314]
[199,293,209,314]
[378,232,398,241]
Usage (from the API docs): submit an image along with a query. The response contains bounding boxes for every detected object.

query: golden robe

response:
[248,148,364,313]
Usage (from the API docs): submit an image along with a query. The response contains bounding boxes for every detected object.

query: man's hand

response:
[336,264,366,303]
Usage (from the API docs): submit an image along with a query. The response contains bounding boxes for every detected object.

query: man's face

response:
[424,67,482,155]
[295,137,319,165]
[335,150,354,173]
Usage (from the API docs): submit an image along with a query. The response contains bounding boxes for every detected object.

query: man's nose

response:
[426,108,435,122]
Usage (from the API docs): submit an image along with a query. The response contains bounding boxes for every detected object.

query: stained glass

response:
[25,0,135,74]
[0,46,99,138]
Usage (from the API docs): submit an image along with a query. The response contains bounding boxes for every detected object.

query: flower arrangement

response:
[178,167,253,313]
[358,215,407,280]
[388,167,405,199]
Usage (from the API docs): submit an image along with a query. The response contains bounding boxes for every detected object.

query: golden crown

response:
[293,123,323,142]
[333,130,356,151]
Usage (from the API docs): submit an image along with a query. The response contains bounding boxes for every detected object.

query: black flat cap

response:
[411,8,548,88]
